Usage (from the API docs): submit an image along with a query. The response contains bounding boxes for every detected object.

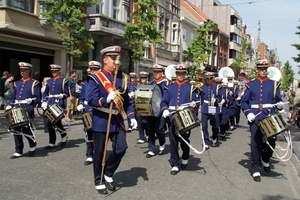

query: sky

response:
[220,0,300,78]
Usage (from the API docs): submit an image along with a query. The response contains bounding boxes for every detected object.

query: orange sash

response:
[95,71,126,119]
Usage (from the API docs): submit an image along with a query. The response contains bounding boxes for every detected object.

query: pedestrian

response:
[77,61,101,165]
[160,64,199,175]
[87,46,137,194]
[0,71,10,110]
[41,64,69,149]
[145,64,167,158]
[4,73,15,110]
[65,70,76,121]
[241,60,284,182]
[5,62,40,159]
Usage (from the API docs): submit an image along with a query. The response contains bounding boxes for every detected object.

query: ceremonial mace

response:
[100,55,121,184]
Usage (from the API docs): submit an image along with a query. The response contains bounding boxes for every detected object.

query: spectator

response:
[3,73,15,110]
[65,70,76,122]
[0,71,10,110]
[292,82,300,125]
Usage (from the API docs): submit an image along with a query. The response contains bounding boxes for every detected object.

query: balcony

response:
[230,24,241,36]
[86,14,126,37]
[229,40,241,52]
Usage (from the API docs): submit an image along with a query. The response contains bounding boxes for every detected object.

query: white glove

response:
[128,91,135,98]
[241,92,245,96]
[77,104,84,112]
[130,118,138,129]
[57,94,64,99]
[211,98,216,105]
[276,101,284,109]
[41,102,48,110]
[229,91,233,96]
[162,110,170,118]
[247,113,255,122]
[107,91,116,103]
[220,99,225,105]
[236,97,241,101]
[6,105,12,110]
[190,101,196,108]
[25,98,32,104]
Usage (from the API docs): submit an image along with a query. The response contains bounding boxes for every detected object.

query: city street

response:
[0,110,300,200]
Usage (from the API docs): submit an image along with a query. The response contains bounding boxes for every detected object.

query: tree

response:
[124,0,165,67]
[281,61,295,90]
[232,38,249,77]
[43,0,98,76]
[183,20,217,80]
[291,24,300,75]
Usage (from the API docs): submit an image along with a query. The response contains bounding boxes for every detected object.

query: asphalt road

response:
[0,113,300,200]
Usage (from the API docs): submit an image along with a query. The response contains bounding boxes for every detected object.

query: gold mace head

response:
[114,55,121,68]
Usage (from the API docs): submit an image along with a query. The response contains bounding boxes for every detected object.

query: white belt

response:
[49,94,60,98]
[84,101,88,105]
[251,104,273,109]
[203,100,210,104]
[14,100,27,104]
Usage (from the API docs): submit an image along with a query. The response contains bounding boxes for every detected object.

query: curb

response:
[291,140,300,178]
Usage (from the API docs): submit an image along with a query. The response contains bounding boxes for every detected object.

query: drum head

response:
[151,85,162,117]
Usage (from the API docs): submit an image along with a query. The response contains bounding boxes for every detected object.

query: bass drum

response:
[134,84,162,117]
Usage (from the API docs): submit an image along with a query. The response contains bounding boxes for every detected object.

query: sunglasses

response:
[206,77,214,80]
[90,68,98,71]
[20,69,29,72]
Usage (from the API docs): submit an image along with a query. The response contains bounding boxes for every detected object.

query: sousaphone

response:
[218,67,235,83]
[267,66,281,81]
[165,64,176,81]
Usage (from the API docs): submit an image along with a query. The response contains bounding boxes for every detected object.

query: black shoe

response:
[10,154,22,159]
[158,150,164,155]
[181,164,188,170]
[28,150,36,157]
[171,170,179,175]
[253,176,261,182]
[105,180,116,191]
[146,153,155,158]
[97,188,108,195]
[84,160,93,165]
[263,166,271,173]
[45,145,55,150]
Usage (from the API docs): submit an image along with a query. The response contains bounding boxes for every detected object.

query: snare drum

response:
[81,111,92,131]
[171,107,200,134]
[6,107,30,128]
[43,104,65,124]
[256,113,289,140]
[134,84,162,117]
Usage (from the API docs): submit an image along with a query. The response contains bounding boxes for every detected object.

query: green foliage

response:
[124,0,165,63]
[232,38,249,76]
[281,61,295,90]
[183,20,217,78]
[43,0,98,59]
[291,25,300,75]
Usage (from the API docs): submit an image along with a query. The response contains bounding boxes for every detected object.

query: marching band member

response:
[234,80,242,127]
[200,72,221,149]
[241,60,283,182]
[77,61,101,165]
[145,64,167,158]
[161,64,199,175]
[215,77,227,140]
[227,76,238,131]
[136,71,149,144]
[41,64,69,149]
[87,46,137,194]
[6,62,40,159]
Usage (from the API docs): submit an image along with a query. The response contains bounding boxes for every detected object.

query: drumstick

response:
[180,100,201,107]
[254,111,262,118]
